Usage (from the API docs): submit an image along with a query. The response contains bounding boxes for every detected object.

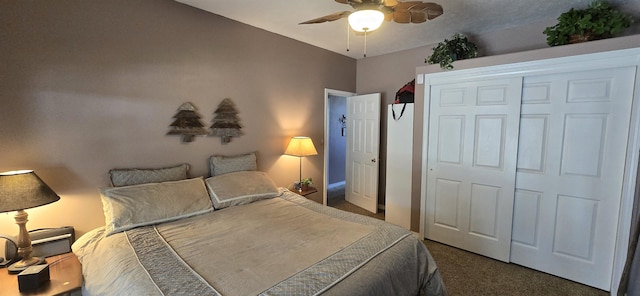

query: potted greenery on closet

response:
[426,33,478,70]
[543,0,634,46]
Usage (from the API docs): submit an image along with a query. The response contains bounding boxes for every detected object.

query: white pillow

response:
[100,177,213,236]
[205,171,280,209]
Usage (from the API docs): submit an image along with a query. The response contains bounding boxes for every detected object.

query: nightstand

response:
[291,186,318,197]
[0,253,82,296]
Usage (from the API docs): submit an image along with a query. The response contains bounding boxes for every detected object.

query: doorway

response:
[322,89,385,220]
[327,94,347,199]
[323,89,353,207]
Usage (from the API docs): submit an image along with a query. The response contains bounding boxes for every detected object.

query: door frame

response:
[417,47,640,293]
[615,65,640,293]
[324,88,356,207]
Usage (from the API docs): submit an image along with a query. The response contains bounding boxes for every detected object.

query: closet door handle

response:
[371,158,377,163]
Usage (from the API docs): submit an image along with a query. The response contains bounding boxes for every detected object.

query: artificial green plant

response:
[426,33,478,70]
[543,0,634,46]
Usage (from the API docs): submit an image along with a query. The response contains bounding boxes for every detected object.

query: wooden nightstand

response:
[0,253,82,296]
[291,186,318,197]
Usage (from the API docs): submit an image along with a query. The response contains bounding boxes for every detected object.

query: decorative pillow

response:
[108,163,189,187]
[204,171,280,209]
[100,177,213,236]
[209,153,257,176]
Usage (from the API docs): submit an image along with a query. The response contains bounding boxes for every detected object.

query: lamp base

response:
[7,257,45,274]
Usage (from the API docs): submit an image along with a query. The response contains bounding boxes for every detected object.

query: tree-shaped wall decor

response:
[166,102,208,142]
[210,98,242,144]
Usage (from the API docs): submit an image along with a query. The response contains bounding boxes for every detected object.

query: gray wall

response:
[0,0,356,236]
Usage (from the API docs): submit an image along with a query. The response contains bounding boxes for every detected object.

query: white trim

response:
[611,65,640,295]
[419,48,640,86]
[324,89,356,207]
[418,81,431,240]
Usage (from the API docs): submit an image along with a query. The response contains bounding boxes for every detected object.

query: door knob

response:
[371,158,376,163]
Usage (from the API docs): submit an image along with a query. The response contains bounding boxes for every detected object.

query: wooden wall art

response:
[167,102,208,142]
[210,98,242,144]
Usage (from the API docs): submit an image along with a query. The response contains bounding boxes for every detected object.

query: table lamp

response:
[284,136,318,190]
[0,170,60,273]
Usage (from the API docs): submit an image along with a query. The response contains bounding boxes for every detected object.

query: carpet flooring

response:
[424,240,608,296]
[308,191,608,296]
[307,185,385,220]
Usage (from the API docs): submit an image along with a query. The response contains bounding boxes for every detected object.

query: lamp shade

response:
[0,170,60,213]
[285,137,318,157]
[348,9,385,32]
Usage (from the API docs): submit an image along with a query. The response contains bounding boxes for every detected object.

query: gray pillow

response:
[209,153,257,176]
[204,171,280,209]
[100,177,213,236]
[109,163,189,187]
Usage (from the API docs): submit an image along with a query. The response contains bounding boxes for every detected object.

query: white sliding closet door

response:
[511,67,636,290]
[425,78,522,262]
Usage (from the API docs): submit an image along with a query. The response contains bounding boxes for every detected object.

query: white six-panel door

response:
[510,67,636,290]
[425,78,523,262]
[346,93,381,213]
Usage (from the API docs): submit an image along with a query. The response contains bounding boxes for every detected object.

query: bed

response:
[72,157,446,296]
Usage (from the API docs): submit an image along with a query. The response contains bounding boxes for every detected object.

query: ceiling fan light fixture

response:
[348,9,385,32]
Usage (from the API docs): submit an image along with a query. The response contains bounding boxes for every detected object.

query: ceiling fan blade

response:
[383,0,399,6]
[424,3,443,20]
[393,10,411,23]
[335,0,362,4]
[409,10,427,23]
[407,2,429,10]
[299,11,351,24]
[394,1,423,10]
[394,2,444,21]
[407,2,443,21]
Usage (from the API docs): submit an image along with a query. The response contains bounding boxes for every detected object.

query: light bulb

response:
[348,10,385,32]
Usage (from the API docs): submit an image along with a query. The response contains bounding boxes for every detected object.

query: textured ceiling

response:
[175,0,640,59]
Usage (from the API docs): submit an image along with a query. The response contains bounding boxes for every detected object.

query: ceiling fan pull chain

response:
[346,21,350,52]
[363,29,367,58]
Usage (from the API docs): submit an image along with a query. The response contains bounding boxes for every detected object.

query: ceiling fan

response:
[299,0,444,32]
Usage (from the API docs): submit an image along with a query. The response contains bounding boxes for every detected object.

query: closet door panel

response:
[516,115,548,173]
[511,66,636,290]
[512,189,542,247]
[425,77,522,262]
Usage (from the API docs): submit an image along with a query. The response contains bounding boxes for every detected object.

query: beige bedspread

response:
[73,191,446,295]
[159,197,374,295]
